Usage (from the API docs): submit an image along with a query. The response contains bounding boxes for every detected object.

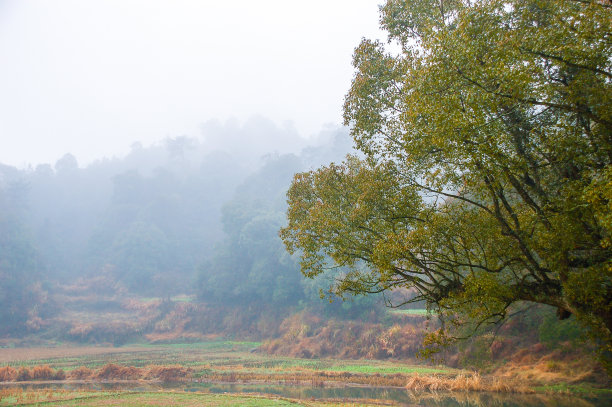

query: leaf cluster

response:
[282,0,612,370]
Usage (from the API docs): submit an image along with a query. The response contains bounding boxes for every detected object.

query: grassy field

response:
[3,340,608,406]
[0,340,452,379]
[1,385,610,407]
[0,340,462,406]
[0,389,391,406]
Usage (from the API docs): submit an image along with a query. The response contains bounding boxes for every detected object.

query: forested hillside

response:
[0,120,381,338]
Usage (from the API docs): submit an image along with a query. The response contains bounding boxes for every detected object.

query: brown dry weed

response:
[405,372,533,393]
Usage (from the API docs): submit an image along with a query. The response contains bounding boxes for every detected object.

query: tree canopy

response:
[281,0,612,369]
[0,180,45,334]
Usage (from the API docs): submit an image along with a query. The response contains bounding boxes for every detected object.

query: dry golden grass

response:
[492,348,610,387]
[0,388,109,405]
[1,361,539,393]
[69,366,94,380]
[0,363,192,383]
[1,389,398,407]
[144,364,191,381]
[0,367,16,382]
[404,372,533,393]
[1,362,411,388]
[95,363,142,380]
[260,313,426,360]
[0,387,22,403]
[197,369,415,387]
[30,365,56,380]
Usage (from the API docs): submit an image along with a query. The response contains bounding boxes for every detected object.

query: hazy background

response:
[0,0,385,168]
[0,1,587,368]
[0,0,388,341]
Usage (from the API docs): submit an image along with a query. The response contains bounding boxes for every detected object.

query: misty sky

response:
[0,0,385,168]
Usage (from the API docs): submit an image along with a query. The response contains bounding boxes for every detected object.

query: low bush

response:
[68,366,93,380]
[96,363,142,380]
[405,372,532,393]
[145,365,191,381]
[260,312,426,359]
[15,367,31,381]
[30,365,55,380]
[0,366,16,381]
[539,313,585,349]
[54,369,66,380]
[0,363,191,383]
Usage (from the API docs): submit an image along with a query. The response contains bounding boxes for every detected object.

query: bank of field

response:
[0,389,389,406]
[0,341,455,388]
[2,342,611,406]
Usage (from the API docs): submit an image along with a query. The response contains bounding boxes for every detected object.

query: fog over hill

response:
[0,120,363,337]
[0,1,385,168]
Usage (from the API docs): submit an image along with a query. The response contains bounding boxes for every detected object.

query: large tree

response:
[281,0,612,368]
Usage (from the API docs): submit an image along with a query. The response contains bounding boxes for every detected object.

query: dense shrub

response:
[261,312,426,359]
[0,364,190,382]
[539,314,585,348]
[54,369,66,380]
[0,366,16,381]
[145,365,191,381]
[96,364,141,380]
[30,365,55,380]
[68,366,93,380]
[15,367,31,381]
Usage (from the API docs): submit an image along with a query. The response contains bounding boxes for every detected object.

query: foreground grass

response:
[0,389,391,406]
[534,383,612,395]
[2,388,610,407]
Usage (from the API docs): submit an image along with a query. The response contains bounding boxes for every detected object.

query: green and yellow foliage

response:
[281,0,612,372]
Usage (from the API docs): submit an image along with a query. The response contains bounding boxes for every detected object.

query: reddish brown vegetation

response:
[144,365,191,381]
[68,366,93,380]
[61,269,125,297]
[93,363,192,381]
[15,367,31,381]
[96,363,142,380]
[260,312,425,359]
[0,365,66,382]
[492,346,610,387]
[30,365,64,380]
[0,363,191,382]
[0,366,16,381]
[67,321,142,345]
[0,388,75,404]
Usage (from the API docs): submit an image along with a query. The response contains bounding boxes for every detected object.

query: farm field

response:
[1,341,612,406]
[0,341,453,386]
[1,383,611,407]
[0,389,389,406]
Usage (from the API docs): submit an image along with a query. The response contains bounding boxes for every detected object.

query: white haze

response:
[0,0,385,168]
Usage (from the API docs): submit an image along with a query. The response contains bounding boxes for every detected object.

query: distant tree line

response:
[0,121,379,335]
